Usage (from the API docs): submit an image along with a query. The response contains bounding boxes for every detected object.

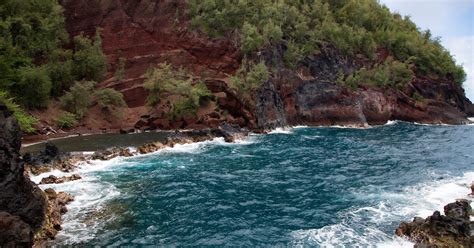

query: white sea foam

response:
[31,135,260,244]
[30,169,74,184]
[384,120,399,126]
[292,125,309,129]
[291,171,474,247]
[269,127,294,134]
[292,223,414,248]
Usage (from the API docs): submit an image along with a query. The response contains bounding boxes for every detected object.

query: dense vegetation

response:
[189,0,466,88]
[0,0,112,132]
[144,63,211,119]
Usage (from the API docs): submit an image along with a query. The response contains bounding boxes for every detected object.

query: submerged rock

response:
[396,199,473,247]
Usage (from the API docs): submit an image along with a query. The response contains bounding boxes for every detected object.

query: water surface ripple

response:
[39,122,474,247]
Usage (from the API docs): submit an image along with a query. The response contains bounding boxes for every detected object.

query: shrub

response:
[144,62,186,106]
[284,41,303,69]
[56,112,77,129]
[114,57,126,81]
[94,88,127,113]
[0,91,38,133]
[341,59,414,88]
[144,63,211,118]
[241,22,265,54]
[230,60,270,95]
[60,81,95,119]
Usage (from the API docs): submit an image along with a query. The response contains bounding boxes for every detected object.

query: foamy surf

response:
[269,127,294,134]
[384,120,398,126]
[28,135,261,244]
[291,171,473,247]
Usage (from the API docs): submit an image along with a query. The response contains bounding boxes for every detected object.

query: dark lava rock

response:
[396,199,473,247]
[214,122,249,142]
[39,174,82,185]
[0,103,46,246]
[23,142,61,166]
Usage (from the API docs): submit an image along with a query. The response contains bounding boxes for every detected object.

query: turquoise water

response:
[34,122,474,247]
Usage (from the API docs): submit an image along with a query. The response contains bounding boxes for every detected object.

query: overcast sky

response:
[379,0,474,101]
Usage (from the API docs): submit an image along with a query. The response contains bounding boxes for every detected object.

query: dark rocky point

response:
[396,199,474,247]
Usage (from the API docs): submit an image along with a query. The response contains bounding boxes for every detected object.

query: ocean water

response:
[32,122,474,247]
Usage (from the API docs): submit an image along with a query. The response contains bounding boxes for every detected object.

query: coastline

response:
[22,118,474,151]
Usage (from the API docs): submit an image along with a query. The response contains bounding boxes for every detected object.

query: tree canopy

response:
[189,0,466,85]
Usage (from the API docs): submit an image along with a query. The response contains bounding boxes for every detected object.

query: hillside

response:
[1,0,473,140]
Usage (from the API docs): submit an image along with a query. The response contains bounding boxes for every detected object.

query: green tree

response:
[230,60,270,96]
[0,91,38,133]
[241,22,264,54]
[46,49,74,97]
[94,88,127,114]
[15,66,52,109]
[144,63,211,118]
[72,31,107,82]
[56,112,77,129]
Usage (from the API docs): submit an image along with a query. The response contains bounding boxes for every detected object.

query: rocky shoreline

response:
[18,123,251,246]
[396,199,474,247]
[1,99,253,247]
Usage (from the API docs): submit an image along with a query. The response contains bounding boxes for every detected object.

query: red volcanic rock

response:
[61,0,240,108]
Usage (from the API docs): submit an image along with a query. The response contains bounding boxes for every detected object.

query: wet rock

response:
[138,142,165,154]
[39,174,82,185]
[396,199,473,247]
[92,147,134,160]
[215,122,249,143]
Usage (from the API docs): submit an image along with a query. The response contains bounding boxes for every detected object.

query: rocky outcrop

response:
[0,104,46,246]
[396,199,474,247]
[0,104,75,246]
[35,189,74,241]
[24,143,85,176]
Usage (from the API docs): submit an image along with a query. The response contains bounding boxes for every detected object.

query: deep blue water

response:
[37,122,474,247]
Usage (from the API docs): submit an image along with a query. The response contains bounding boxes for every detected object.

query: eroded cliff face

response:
[58,0,474,131]
[0,104,46,246]
[256,48,474,128]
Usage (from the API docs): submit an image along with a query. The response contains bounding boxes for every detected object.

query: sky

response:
[379,0,474,101]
